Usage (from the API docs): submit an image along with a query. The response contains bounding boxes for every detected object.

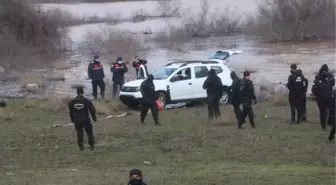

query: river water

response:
[0,0,335,99]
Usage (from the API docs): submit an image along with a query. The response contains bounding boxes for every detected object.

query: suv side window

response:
[211,66,223,74]
[194,66,209,78]
[171,67,191,81]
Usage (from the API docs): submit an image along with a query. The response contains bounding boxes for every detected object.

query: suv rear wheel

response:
[220,91,229,104]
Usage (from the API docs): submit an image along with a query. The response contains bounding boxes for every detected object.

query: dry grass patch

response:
[268,92,288,106]
[0,109,16,121]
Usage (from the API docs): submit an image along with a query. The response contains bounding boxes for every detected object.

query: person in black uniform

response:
[312,66,334,130]
[140,74,160,125]
[286,64,304,124]
[202,69,223,122]
[238,71,257,129]
[127,169,148,185]
[132,56,148,79]
[328,89,335,141]
[297,69,308,121]
[229,71,242,124]
[111,56,128,98]
[69,87,97,151]
[88,55,105,99]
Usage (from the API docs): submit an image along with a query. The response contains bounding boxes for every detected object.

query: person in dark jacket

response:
[140,74,160,125]
[286,64,305,124]
[312,66,333,130]
[238,71,257,129]
[203,69,223,122]
[229,71,242,124]
[111,56,128,98]
[132,56,148,79]
[88,55,105,99]
[127,169,148,185]
[328,89,335,141]
[69,87,97,151]
[297,69,308,121]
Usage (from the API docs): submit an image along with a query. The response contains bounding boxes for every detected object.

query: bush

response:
[156,0,181,17]
[248,0,336,42]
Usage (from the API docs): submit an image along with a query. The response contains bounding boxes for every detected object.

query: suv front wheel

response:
[220,91,229,104]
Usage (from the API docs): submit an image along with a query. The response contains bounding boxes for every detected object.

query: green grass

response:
[0,100,334,185]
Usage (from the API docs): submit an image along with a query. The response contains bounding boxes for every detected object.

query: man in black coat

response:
[203,69,223,122]
[111,56,128,98]
[229,71,242,124]
[297,69,308,121]
[69,87,97,151]
[140,75,160,125]
[238,71,257,129]
[312,66,334,130]
[328,89,335,141]
[88,55,105,99]
[286,64,305,124]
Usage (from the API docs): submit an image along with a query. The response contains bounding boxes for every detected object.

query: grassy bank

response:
[0,100,334,185]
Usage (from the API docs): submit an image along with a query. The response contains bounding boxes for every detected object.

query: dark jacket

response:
[202,72,223,97]
[69,95,96,123]
[88,61,105,81]
[140,78,157,102]
[328,90,335,124]
[110,63,128,82]
[312,71,333,101]
[286,70,304,97]
[133,59,147,68]
[230,72,241,105]
[239,79,256,104]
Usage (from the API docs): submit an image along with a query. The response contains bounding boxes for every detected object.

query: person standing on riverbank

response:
[88,55,105,99]
[297,69,308,122]
[111,56,128,98]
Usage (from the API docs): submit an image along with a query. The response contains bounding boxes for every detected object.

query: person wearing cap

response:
[238,71,257,129]
[312,64,334,130]
[127,169,148,185]
[88,55,105,99]
[111,56,128,98]
[140,74,160,125]
[68,87,97,151]
[297,69,308,121]
[202,69,223,122]
[286,64,305,124]
[132,56,148,79]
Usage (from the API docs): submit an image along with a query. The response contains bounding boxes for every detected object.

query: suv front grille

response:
[121,86,139,92]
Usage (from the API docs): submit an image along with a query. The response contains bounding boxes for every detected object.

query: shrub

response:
[156,0,181,17]
[248,0,336,42]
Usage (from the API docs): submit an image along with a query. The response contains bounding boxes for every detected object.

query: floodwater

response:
[0,0,335,99]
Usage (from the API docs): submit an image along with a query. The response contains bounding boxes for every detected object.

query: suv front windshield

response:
[209,51,229,60]
[152,68,177,80]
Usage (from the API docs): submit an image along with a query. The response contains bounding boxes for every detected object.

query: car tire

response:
[220,91,229,104]
[157,92,167,109]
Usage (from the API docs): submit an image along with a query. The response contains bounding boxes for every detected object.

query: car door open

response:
[193,66,209,98]
[168,67,194,101]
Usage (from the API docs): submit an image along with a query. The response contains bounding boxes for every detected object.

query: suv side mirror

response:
[170,76,179,82]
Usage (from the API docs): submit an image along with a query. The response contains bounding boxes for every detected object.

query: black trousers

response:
[302,95,307,121]
[207,95,220,120]
[112,81,124,98]
[329,117,335,141]
[92,80,105,99]
[140,100,159,124]
[74,121,95,149]
[239,102,255,128]
[232,103,242,123]
[289,94,303,122]
[317,99,330,129]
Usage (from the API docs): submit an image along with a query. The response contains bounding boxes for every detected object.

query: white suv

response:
[119,60,233,108]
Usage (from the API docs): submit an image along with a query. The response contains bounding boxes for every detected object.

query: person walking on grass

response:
[229,71,242,124]
[238,71,257,129]
[202,69,223,122]
[69,87,97,151]
[140,74,160,125]
[88,55,105,99]
[297,69,308,122]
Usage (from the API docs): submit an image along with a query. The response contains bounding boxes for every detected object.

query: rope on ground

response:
[48,111,142,128]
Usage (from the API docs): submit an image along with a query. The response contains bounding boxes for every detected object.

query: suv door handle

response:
[188,83,192,85]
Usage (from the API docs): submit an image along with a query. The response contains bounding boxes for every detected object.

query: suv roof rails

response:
[165,60,219,67]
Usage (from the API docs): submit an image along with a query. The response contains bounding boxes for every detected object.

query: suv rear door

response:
[192,65,209,98]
